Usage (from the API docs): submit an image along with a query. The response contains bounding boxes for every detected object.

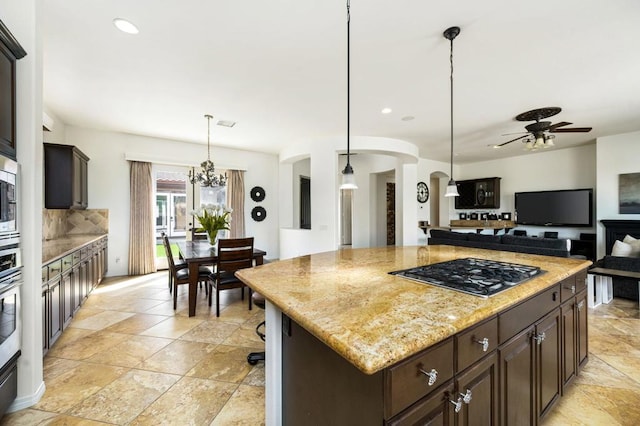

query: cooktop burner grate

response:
[390,257,543,298]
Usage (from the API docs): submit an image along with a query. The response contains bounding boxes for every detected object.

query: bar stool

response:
[247,291,266,365]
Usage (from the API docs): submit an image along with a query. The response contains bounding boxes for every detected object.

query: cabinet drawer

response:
[499,284,559,343]
[47,260,62,281]
[41,266,48,284]
[575,270,587,293]
[72,250,81,264]
[456,316,498,372]
[559,276,577,303]
[385,338,454,418]
[61,254,74,273]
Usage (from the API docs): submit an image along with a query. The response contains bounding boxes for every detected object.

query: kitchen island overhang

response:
[236,245,591,424]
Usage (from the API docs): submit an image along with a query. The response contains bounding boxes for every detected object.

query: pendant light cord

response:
[449,34,454,178]
[346,0,351,168]
[205,114,212,161]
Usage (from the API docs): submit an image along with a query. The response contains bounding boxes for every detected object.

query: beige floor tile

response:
[598,354,640,384]
[0,408,58,425]
[85,335,173,368]
[130,377,236,425]
[33,363,128,413]
[42,357,83,382]
[137,340,217,375]
[139,316,204,339]
[45,414,112,425]
[143,300,179,316]
[47,331,130,361]
[46,327,95,351]
[68,310,135,331]
[222,325,267,348]
[574,354,640,390]
[101,313,169,334]
[186,344,262,383]
[68,369,180,425]
[242,363,265,387]
[178,320,239,344]
[69,307,105,322]
[210,385,265,426]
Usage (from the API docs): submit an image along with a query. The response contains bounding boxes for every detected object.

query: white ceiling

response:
[43,0,640,164]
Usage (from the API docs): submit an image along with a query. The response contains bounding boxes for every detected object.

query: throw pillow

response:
[611,240,633,257]
[623,234,640,256]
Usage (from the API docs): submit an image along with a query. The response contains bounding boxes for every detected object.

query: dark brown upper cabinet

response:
[44,143,90,209]
[0,20,27,160]
[454,177,501,210]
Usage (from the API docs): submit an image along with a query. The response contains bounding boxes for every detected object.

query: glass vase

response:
[207,229,218,246]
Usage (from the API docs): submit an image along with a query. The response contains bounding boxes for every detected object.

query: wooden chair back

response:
[215,237,255,277]
[162,233,179,278]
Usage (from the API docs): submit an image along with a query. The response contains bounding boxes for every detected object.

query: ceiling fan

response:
[494,107,592,150]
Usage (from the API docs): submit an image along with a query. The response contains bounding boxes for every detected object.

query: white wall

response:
[596,131,640,257]
[62,126,279,276]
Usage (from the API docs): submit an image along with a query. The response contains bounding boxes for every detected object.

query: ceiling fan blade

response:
[500,131,529,136]
[497,134,528,147]
[546,121,572,131]
[550,127,592,133]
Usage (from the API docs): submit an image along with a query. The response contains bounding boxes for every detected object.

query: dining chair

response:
[208,237,254,317]
[162,234,211,310]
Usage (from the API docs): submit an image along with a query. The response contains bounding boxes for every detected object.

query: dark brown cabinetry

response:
[44,143,90,209]
[42,236,108,355]
[0,20,27,160]
[455,177,501,209]
[283,269,587,425]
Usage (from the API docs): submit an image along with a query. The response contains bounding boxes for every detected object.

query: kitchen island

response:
[236,245,591,425]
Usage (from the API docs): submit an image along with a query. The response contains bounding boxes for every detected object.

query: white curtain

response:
[227,170,245,238]
[128,161,157,275]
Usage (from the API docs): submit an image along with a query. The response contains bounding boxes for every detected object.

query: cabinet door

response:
[499,326,535,426]
[0,43,16,159]
[42,285,49,355]
[71,265,82,312]
[456,352,498,426]
[61,272,73,328]
[561,301,576,391]
[536,310,561,419]
[72,151,82,207]
[48,280,62,347]
[387,382,455,426]
[576,290,588,370]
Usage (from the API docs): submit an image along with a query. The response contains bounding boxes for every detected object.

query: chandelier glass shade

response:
[188,114,227,187]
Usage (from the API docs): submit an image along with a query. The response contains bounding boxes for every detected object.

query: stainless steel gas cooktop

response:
[390,258,543,298]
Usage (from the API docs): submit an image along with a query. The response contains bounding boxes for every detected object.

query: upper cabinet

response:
[0,20,27,160]
[44,143,90,209]
[455,177,501,210]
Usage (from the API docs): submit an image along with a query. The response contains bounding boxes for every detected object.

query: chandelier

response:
[188,114,227,187]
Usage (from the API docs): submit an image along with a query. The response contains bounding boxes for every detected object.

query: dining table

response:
[176,240,267,317]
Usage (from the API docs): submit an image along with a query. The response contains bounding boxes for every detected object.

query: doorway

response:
[156,192,187,238]
[340,189,353,246]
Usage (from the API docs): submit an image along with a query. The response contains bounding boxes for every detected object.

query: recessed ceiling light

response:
[113,18,139,34]
[381,108,392,114]
[401,116,415,121]
[217,120,236,128]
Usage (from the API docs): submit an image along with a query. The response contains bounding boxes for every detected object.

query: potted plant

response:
[192,204,232,245]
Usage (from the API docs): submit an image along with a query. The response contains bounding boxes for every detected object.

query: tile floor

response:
[1,273,640,425]
[2,272,266,425]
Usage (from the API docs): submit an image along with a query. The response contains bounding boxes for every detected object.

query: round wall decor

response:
[417,181,429,203]
[251,206,267,222]
[250,186,266,202]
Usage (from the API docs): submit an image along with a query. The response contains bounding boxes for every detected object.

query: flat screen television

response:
[514,188,593,227]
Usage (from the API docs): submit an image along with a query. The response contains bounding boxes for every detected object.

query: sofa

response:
[428,229,571,257]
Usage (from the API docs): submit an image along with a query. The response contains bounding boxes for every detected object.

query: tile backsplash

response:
[43,209,109,240]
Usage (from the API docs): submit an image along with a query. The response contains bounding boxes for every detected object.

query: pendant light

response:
[444,26,460,197]
[188,114,227,187]
[340,0,357,190]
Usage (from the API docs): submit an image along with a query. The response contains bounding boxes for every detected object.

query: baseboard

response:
[7,381,45,412]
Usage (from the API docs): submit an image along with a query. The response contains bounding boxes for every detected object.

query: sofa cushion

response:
[502,235,566,250]
[430,229,469,241]
[467,233,502,244]
[602,255,640,272]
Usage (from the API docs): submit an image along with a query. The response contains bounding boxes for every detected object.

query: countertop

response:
[236,245,591,375]
[42,234,107,264]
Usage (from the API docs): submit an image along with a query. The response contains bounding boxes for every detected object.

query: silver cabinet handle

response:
[419,368,438,386]
[450,396,463,413]
[460,389,472,404]
[475,337,489,352]
[577,301,584,311]
[534,332,546,345]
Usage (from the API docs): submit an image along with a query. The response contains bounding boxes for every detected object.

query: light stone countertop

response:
[236,245,591,375]
[42,234,107,264]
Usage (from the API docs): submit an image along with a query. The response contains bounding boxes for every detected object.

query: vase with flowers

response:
[192,204,232,245]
